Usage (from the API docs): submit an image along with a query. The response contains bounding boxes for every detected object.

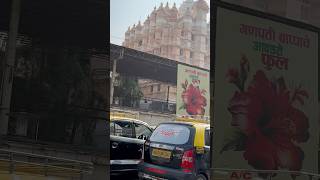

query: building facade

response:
[138,79,177,113]
[138,79,177,102]
[123,0,210,69]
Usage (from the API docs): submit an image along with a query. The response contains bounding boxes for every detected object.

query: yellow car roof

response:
[110,111,138,119]
[110,115,137,121]
[193,123,209,148]
[175,116,210,125]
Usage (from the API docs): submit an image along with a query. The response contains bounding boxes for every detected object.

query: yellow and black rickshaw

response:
[139,116,210,180]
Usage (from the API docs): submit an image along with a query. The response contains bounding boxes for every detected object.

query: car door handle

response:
[112,142,119,149]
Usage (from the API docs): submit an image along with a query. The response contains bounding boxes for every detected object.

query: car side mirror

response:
[138,134,147,140]
[142,135,147,140]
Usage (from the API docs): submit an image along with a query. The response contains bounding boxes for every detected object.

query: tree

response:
[10,45,105,146]
[114,75,143,108]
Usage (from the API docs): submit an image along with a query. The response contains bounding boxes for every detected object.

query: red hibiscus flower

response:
[227,70,309,177]
[243,133,304,175]
[181,84,207,115]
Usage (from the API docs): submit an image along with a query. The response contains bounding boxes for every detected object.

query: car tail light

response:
[180,149,194,172]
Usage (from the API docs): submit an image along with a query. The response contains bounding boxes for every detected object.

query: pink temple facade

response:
[123,0,210,70]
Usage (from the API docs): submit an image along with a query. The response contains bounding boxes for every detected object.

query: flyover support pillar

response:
[0,0,21,136]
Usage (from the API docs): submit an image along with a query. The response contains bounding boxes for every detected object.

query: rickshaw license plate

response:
[152,149,171,159]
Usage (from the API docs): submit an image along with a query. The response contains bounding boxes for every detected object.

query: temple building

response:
[123,0,210,69]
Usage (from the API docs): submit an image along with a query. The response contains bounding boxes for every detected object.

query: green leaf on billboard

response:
[179,104,186,110]
[220,129,247,154]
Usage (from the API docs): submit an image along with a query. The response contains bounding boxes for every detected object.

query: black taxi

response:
[110,112,153,175]
[138,118,210,180]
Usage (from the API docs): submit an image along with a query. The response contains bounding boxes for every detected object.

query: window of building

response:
[150,85,153,92]
[138,40,142,46]
[180,49,183,56]
[190,51,193,58]
[153,49,159,55]
[191,34,195,41]
[157,84,161,91]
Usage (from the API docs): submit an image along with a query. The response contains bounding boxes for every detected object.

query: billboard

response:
[213,7,318,179]
[176,64,210,119]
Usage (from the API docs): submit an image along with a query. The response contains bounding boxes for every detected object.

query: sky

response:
[110,0,210,45]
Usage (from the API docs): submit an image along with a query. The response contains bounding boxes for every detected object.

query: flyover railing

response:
[0,148,93,178]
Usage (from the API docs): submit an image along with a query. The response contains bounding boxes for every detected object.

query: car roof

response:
[110,115,150,127]
[176,116,209,124]
[160,121,210,128]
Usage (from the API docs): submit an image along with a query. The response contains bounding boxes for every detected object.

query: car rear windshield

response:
[150,124,191,145]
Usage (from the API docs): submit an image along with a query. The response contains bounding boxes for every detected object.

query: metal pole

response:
[0,0,21,135]
[268,174,273,180]
[106,51,110,180]
[35,118,39,141]
[110,58,117,105]
[166,85,169,110]
[110,48,124,105]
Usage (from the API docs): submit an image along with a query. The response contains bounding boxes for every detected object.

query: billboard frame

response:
[176,63,210,120]
[210,0,320,177]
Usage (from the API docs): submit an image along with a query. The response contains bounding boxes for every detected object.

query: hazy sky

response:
[110,0,210,45]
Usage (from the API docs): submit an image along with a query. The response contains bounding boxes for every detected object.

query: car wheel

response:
[196,174,207,180]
